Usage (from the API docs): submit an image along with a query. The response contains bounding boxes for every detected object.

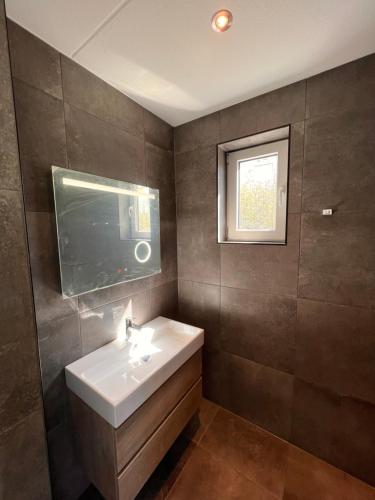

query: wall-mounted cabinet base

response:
[69,350,202,499]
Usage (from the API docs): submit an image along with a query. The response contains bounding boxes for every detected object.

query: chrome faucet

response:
[125,318,142,341]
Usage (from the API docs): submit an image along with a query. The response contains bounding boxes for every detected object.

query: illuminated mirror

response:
[52,166,161,298]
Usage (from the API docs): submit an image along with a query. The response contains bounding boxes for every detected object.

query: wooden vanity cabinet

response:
[69,349,202,500]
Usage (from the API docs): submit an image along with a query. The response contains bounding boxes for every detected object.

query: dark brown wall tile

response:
[291,379,375,487]
[0,410,51,500]
[296,299,375,405]
[47,422,88,500]
[219,352,294,440]
[177,213,220,285]
[0,332,43,434]
[149,219,177,288]
[148,280,178,321]
[77,277,147,313]
[299,212,375,308]
[219,81,306,143]
[337,397,375,487]
[146,142,176,221]
[200,408,288,497]
[13,79,67,211]
[61,56,143,139]
[38,314,81,431]
[27,211,78,325]
[221,287,296,373]
[65,102,145,184]
[291,379,342,466]
[175,146,217,218]
[168,445,275,500]
[303,107,375,213]
[218,97,259,143]
[174,112,219,154]
[220,213,300,296]
[144,109,173,151]
[0,18,21,190]
[79,290,149,355]
[178,280,220,351]
[288,121,304,213]
[145,143,177,287]
[0,191,34,345]
[0,190,42,432]
[201,349,226,405]
[306,54,375,119]
[7,20,62,99]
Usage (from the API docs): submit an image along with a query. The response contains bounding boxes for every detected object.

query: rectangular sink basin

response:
[65,316,204,428]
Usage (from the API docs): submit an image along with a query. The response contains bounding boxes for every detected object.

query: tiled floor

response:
[82,398,375,500]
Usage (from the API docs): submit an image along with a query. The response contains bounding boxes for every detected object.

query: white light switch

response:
[322,209,333,216]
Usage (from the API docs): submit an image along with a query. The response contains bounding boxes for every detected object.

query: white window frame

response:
[226,139,289,244]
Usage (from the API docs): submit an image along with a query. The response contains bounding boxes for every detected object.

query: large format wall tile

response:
[303,107,375,213]
[288,121,304,214]
[0,7,50,497]
[148,280,178,321]
[65,103,145,184]
[7,20,62,99]
[0,18,21,190]
[38,314,81,431]
[175,146,217,218]
[174,112,219,154]
[219,81,306,142]
[220,287,296,374]
[178,280,220,351]
[291,379,342,465]
[144,109,173,151]
[291,379,375,487]
[299,212,375,308]
[177,213,220,285]
[296,299,375,405]
[306,54,375,118]
[146,142,176,221]
[13,79,67,211]
[219,352,294,440]
[77,276,147,313]
[0,191,34,346]
[0,190,42,432]
[27,211,78,325]
[79,290,149,355]
[220,213,300,296]
[337,397,375,486]
[61,56,143,139]
[47,421,88,500]
[0,410,51,500]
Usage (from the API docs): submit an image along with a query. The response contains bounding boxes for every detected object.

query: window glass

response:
[238,153,278,231]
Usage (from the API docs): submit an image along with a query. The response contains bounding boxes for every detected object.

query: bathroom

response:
[0,0,374,499]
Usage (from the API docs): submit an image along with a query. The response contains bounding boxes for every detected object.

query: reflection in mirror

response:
[52,166,161,298]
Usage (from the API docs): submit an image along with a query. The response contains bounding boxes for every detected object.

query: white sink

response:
[65,316,204,428]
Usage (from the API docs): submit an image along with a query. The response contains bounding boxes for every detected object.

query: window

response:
[217,127,290,244]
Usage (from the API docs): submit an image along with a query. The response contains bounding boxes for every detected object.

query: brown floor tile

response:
[284,446,375,500]
[200,408,288,498]
[167,445,277,500]
[183,398,220,444]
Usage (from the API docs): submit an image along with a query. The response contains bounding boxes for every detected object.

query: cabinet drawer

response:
[115,349,201,472]
[117,378,202,500]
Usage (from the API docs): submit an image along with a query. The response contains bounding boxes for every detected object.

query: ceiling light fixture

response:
[211,9,233,32]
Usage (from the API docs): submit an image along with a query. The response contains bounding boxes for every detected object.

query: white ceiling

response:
[5,0,375,126]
